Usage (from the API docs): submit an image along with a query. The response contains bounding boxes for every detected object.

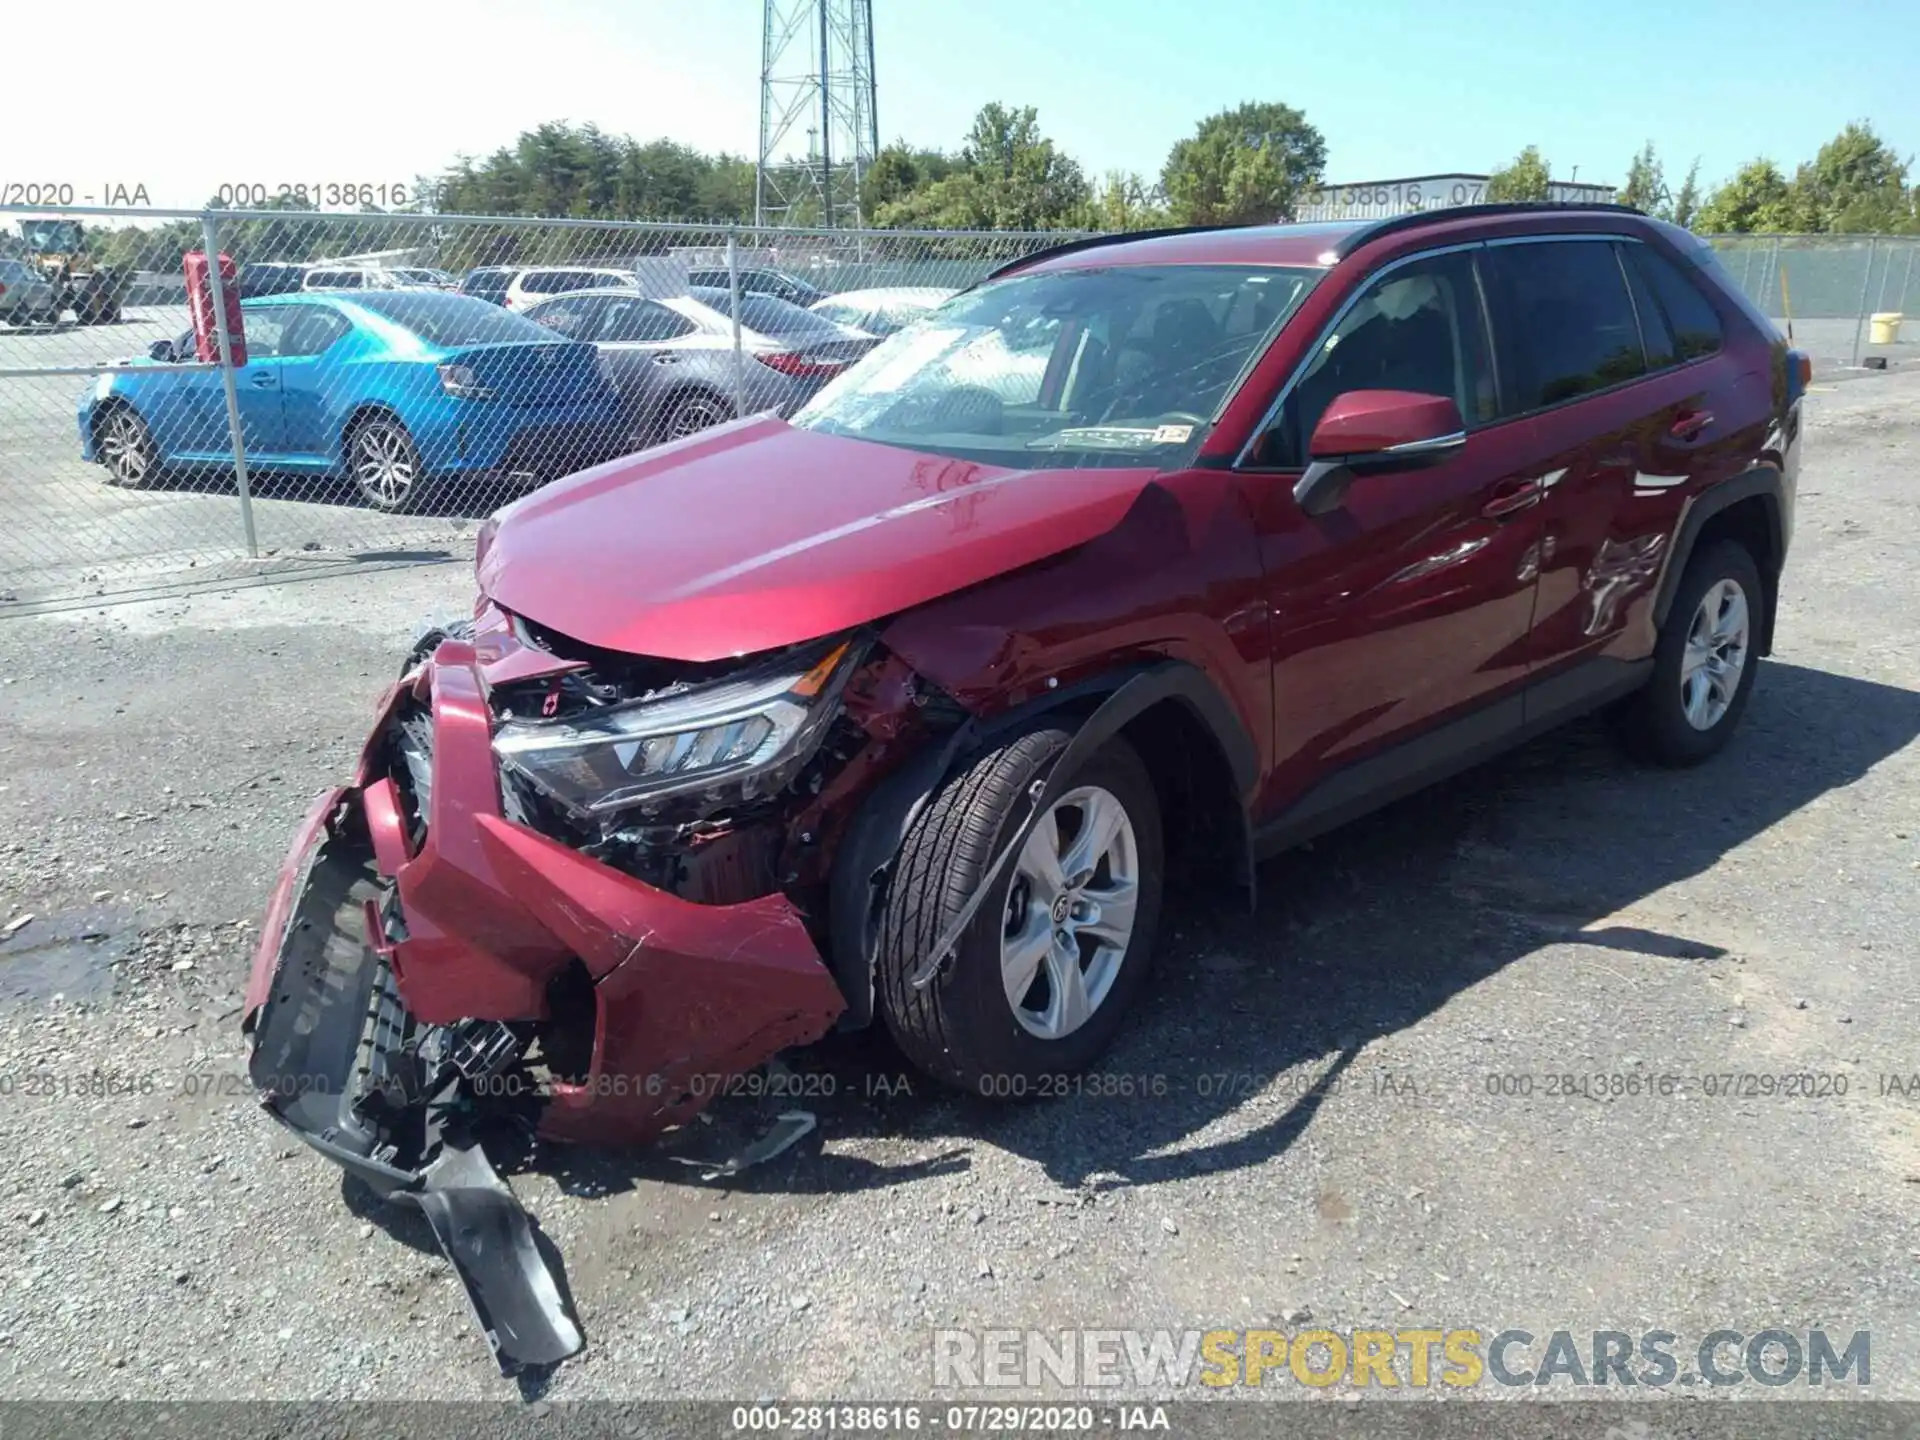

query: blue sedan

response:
[78,291,626,512]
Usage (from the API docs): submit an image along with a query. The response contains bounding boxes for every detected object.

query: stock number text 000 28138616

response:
[213,183,410,209]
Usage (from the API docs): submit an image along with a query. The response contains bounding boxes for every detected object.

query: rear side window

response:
[1631,246,1724,361]
[280,308,351,357]
[598,298,697,343]
[527,297,603,339]
[1490,241,1647,408]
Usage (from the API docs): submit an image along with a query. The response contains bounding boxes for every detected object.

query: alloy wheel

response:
[1681,577,1750,730]
[99,410,151,485]
[352,420,418,508]
[666,397,726,441]
[999,784,1140,1040]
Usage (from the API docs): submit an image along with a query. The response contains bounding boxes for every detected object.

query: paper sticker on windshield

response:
[1152,423,1194,444]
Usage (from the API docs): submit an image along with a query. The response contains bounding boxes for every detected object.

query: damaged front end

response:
[240,606,933,1372]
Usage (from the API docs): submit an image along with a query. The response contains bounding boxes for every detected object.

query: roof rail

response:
[981,223,1256,284]
[1333,201,1648,259]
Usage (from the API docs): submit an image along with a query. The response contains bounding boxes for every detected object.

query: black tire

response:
[875,724,1164,1093]
[94,404,159,488]
[658,390,732,444]
[345,413,432,514]
[1615,539,1763,766]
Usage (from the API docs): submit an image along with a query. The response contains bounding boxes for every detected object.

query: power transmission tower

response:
[757,0,877,228]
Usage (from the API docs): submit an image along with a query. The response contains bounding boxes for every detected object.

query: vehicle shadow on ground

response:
[531,660,1920,1201]
[136,463,522,520]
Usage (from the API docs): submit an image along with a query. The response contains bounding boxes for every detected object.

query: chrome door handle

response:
[1481,479,1542,519]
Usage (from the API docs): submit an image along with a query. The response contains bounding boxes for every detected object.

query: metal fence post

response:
[200,211,258,558]
[1850,236,1878,366]
[726,227,747,417]
[1900,242,1918,317]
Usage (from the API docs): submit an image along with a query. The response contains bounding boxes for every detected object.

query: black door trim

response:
[1252,655,1651,858]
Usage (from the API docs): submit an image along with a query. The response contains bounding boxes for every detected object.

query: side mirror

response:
[147,339,176,362]
[1295,389,1465,517]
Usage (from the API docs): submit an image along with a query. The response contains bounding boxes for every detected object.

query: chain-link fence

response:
[2,206,1915,607]
[0,205,1080,605]
[1704,234,1920,372]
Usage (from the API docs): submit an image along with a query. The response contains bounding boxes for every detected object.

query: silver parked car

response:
[524,288,871,449]
[809,285,955,336]
[0,258,61,327]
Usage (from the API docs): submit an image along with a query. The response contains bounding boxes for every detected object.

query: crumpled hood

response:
[477,415,1161,662]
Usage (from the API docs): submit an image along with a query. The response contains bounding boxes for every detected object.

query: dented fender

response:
[828,658,1260,1020]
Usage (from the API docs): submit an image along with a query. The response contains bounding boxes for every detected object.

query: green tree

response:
[1085,171,1168,231]
[1670,158,1702,230]
[876,104,1089,230]
[1160,101,1326,224]
[1695,159,1792,233]
[1803,122,1909,230]
[1486,145,1551,202]
[1620,141,1665,214]
[859,143,955,221]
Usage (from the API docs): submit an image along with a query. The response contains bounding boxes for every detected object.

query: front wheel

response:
[875,725,1164,1093]
[96,405,159,488]
[1615,539,1763,766]
[346,414,431,513]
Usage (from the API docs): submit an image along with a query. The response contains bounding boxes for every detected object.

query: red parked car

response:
[244,204,1805,1370]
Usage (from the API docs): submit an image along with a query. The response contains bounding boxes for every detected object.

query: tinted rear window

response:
[349,291,556,347]
[1632,246,1724,361]
[690,287,847,339]
[1491,241,1647,408]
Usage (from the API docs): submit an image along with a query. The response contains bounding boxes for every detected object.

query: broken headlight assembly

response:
[492,638,856,822]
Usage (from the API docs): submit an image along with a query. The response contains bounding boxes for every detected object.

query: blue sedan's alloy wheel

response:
[97,406,157,488]
[349,417,426,513]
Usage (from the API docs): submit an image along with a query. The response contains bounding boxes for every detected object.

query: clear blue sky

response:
[13,0,1915,208]
[863,0,1918,188]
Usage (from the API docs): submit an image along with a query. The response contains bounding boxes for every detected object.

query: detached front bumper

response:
[241,632,846,1370]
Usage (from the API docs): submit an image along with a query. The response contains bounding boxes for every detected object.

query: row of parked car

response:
[81,261,959,512]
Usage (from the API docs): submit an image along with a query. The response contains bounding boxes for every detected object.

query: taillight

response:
[1797,352,1813,389]
[756,351,848,379]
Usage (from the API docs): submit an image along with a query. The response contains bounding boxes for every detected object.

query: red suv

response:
[244,205,1804,1369]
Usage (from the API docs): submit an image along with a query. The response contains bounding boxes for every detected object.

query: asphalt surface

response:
[0,368,1917,1411]
[1,305,1915,607]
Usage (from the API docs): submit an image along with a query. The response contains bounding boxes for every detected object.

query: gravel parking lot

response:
[0,368,1917,1407]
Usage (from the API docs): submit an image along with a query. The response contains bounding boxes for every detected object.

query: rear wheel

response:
[875,724,1164,1093]
[96,405,158,488]
[1615,539,1762,766]
[660,390,732,443]
[346,414,431,513]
